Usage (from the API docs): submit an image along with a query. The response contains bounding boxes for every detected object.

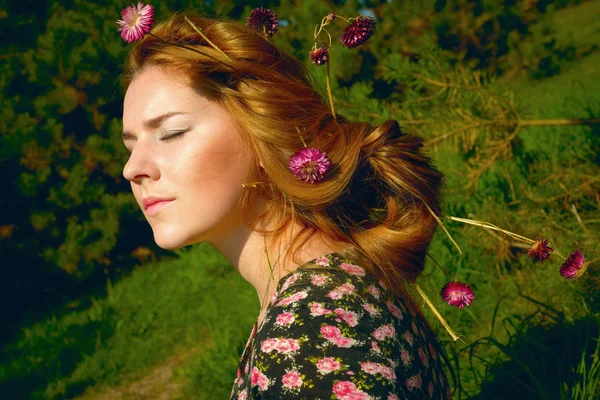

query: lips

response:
[142,197,175,216]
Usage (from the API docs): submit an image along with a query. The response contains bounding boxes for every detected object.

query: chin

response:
[152,231,192,251]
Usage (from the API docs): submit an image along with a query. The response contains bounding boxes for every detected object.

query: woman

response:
[120,10,453,399]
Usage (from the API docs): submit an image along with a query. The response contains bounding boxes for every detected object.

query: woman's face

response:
[122,66,255,249]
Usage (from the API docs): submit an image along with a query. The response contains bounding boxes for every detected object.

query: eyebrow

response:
[122,111,190,140]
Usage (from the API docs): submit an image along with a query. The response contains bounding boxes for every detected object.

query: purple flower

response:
[559,250,588,280]
[289,147,331,183]
[117,2,155,43]
[339,15,375,49]
[309,46,329,66]
[441,281,475,309]
[528,238,553,263]
[246,8,279,38]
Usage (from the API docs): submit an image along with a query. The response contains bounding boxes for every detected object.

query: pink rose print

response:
[388,395,400,400]
[400,349,411,366]
[418,347,429,368]
[316,357,342,374]
[360,361,381,374]
[371,341,381,354]
[327,283,356,300]
[403,331,414,346]
[379,365,396,382]
[386,300,403,320]
[405,373,422,391]
[368,285,380,299]
[321,325,343,340]
[238,389,248,400]
[275,338,301,354]
[270,290,278,304]
[347,371,355,375]
[244,360,249,373]
[332,381,371,399]
[429,342,438,360]
[251,366,270,390]
[333,336,358,348]
[310,302,333,316]
[372,324,396,341]
[311,275,329,286]
[276,290,308,306]
[333,381,358,397]
[386,358,398,369]
[260,338,279,353]
[334,307,360,327]
[280,273,298,293]
[282,370,303,389]
[362,302,379,316]
[315,256,330,266]
[275,312,296,326]
[339,262,366,276]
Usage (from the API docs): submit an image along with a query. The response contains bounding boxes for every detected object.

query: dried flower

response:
[528,238,553,263]
[117,2,155,43]
[441,281,475,309]
[309,46,329,66]
[326,13,336,23]
[339,15,376,49]
[289,147,331,183]
[246,7,279,38]
[559,250,588,280]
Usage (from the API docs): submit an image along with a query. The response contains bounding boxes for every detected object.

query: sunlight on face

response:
[122,66,255,249]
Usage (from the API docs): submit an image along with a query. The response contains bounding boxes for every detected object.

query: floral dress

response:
[230,252,452,400]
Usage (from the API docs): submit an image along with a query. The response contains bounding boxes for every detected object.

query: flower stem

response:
[415,284,463,343]
[184,16,233,62]
[325,61,337,120]
[446,216,535,244]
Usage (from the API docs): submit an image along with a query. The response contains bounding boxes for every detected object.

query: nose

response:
[122,142,160,184]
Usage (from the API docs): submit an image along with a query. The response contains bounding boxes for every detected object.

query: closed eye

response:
[161,130,189,141]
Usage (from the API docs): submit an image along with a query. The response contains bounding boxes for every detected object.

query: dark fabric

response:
[230,252,452,399]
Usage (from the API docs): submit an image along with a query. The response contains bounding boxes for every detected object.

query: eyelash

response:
[161,130,188,141]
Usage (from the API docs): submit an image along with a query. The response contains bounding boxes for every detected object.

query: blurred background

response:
[1,0,599,398]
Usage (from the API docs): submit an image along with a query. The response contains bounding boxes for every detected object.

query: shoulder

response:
[248,256,416,398]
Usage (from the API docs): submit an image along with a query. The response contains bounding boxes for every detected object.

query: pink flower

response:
[317,357,342,374]
[280,274,298,293]
[339,15,376,49]
[251,366,270,390]
[560,250,588,279]
[275,312,296,326]
[309,46,329,66]
[246,8,279,37]
[289,147,331,183]
[282,370,303,389]
[334,308,360,327]
[275,290,308,306]
[238,389,247,400]
[327,283,355,300]
[528,238,553,262]
[363,303,379,316]
[418,347,429,368]
[403,331,414,346]
[400,349,411,366]
[321,325,343,340]
[332,381,359,397]
[360,361,381,374]
[372,324,395,341]
[333,336,358,348]
[380,365,396,382]
[441,281,475,308]
[310,302,333,316]
[117,2,154,43]
[405,373,422,391]
[371,340,381,353]
[388,395,401,400]
[386,300,403,320]
[339,263,366,276]
[311,275,329,285]
[315,256,330,266]
[260,338,279,353]
[275,338,300,354]
[368,285,380,299]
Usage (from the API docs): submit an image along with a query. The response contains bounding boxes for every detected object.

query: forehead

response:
[123,67,200,122]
